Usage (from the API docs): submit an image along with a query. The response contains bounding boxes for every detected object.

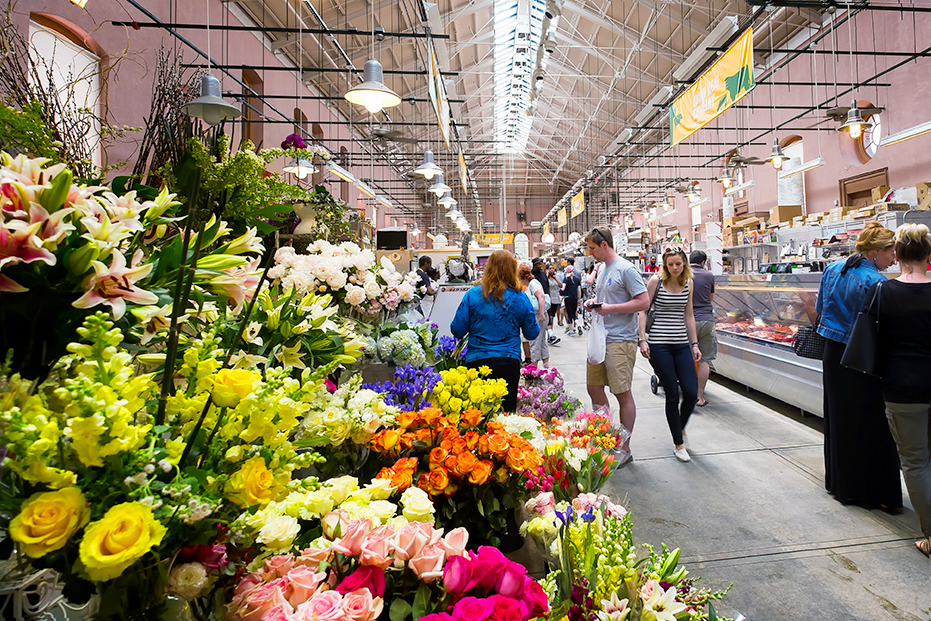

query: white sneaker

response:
[674,447,691,462]
[681,433,690,450]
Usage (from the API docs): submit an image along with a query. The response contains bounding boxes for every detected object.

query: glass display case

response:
[711,274,823,416]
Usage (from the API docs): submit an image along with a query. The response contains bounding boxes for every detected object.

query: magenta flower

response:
[73,249,158,319]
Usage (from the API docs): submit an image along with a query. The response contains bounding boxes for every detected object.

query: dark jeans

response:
[564,298,578,323]
[468,357,521,412]
[649,342,698,446]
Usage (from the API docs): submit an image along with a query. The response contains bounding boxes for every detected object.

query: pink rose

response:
[442,554,474,595]
[394,522,441,561]
[639,580,655,601]
[341,589,384,621]
[452,596,495,621]
[420,615,453,621]
[266,578,295,603]
[295,591,345,621]
[322,510,351,540]
[441,527,469,558]
[262,605,297,621]
[519,578,549,617]
[331,518,374,556]
[287,565,327,607]
[335,566,385,599]
[488,594,528,621]
[360,525,396,569]
[264,555,296,580]
[525,492,555,516]
[494,562,527,599]
[231,583,289,621]
[409,544,446,582]
[571,493,598,513]
[296,546,332,571]
[470,547,507,590]
[234,572,265,598]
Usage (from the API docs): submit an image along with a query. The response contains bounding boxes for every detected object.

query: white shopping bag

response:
[587,313,606,365]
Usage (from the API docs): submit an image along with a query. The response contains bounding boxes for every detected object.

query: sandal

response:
[916,537,931,557]
[696,399,708,407]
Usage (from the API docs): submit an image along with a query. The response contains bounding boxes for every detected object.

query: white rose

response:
[367,500,399,524]
[345,285,367,306]
[326,475,361,505]
[364,478,397,501]
[400,487,435,523]
[257,514,301,551]
[326,270,348,290]
[364,280,382,300]
[167,562,209,601]
[343,242,361,254]
[354,251,376,271]
[380,255,395,270]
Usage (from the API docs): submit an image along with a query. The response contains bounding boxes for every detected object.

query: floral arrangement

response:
[368,405,542,547]
[431,367,508,419]
[362,365,442,412]
[269,243,421,317]
[433,335,468,372]
[517,364,582,420]
[361,318,439,368]
[522,495,732,621]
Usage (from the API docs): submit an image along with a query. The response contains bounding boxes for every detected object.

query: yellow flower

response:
[79,502,166,581]
[23,461,77,489]
[211,369,258,408]
[227,456,283,507]
[10,487,89,558]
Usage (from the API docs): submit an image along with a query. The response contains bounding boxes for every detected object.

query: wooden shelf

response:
[722,242,779,250]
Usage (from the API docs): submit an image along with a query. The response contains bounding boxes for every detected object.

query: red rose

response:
[520,577,549,617]
[335,566,385,598]
[488,594,529,621]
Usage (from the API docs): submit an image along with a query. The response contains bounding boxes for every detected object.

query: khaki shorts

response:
[587,341,637,394]
[696,320,718,362]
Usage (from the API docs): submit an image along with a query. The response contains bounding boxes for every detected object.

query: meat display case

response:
[712,273,824,416]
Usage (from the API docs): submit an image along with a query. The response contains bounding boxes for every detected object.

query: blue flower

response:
[580,506,596,523]
[555,506,575,525]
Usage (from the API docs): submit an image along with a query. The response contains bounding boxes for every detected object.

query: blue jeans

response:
[649,343,698,446]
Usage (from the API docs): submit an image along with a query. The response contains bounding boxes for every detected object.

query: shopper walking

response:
[638,248,701,463]
[584,226,650,465]
[519,261,550,367]
[561,265,581,335]
[688,251,717,406]
[547,265,562,345]
[866,223,931,555]
[816,221,902,510]
[450,250,540,412]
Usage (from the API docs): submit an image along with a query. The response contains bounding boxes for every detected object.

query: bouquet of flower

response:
[431,367,508,419]
[362,365,442,412]
[368,406,542,547]
[361,318,439,368]
[433,335,468,372]
[517,365,582,420]
[268,242,421,317]
[525,496,732,621]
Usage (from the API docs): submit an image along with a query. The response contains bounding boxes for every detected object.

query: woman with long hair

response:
[561,265,581,335]
[450,250,540,411]
[518,261,550,367]
[637,248,701,462]
[867,223,931,555]
[817,221,901,511]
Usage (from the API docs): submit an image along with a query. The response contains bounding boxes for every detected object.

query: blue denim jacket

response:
[816,257,885,344]
[451,287,539,362]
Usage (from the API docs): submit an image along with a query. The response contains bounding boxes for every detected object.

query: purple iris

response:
[580,506,596,523]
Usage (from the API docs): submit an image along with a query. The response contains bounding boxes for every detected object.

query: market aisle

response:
[546,330,931,621]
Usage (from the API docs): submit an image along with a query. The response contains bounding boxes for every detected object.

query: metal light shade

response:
[446,206,462,219]
[344,59,401,114]
[354,180,376,198]
[428,173,452,197]
[765,138,788,170]
[839,99,872,140]
[182,74,241,126]
[414,150,443,180]
[282,158,316,179]
[438,192,457,208]
[411,224,421,236]
[327,162,355,183]
[717,167,734,188]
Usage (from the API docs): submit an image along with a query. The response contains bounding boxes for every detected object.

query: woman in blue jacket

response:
[817,222,901,510]
[451,250,540,412]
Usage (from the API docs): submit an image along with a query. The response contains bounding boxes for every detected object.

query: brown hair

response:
[517,261,534,283]
[854,221,894,254]
[894,223,931,263]
[584,226,614,249]
[660,248,692,287]
[482,250,519,302]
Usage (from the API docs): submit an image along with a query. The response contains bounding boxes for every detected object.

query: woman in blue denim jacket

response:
[816,222,901,510]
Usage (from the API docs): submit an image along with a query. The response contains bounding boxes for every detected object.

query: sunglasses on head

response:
[590,228,610,245]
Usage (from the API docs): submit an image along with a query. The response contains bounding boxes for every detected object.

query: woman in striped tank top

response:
[637,248,701,463]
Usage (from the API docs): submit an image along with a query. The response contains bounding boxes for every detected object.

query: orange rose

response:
[463,431,480,451]
[371,429,400,453]
[468,460,493,485]
[390,470,414,491]
[523,448,543,470]
[441,427,461,441]
[421,408,444,425]
[399,432,417,452]
[444,454,459,474]
[486,421,505,434]
[395,457,419,472]
[376,467,395,482]
[398,411,419,429]
[505,447,527,471]
[451,438,469,455]
[414,428,435,447]
[429,447,449,468]
[461,408,483,428]
[485,434,510,457]
[428,468,450,495]
[444,481,460,497]
[452,451,478,477]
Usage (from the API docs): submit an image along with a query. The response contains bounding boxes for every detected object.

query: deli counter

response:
[712,273,824,416]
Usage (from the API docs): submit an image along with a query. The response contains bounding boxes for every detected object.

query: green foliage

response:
[292,185,361,244]
[0,102,61,160]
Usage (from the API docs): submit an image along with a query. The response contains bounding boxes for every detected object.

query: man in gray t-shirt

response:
[689,251,717,406]
[583,227,650,465]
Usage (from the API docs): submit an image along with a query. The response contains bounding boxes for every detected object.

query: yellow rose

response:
[400,487,435,523]
[227,456,277,507]
[79,502,166,581]
[10,487,89,558]
[211,369,258,408]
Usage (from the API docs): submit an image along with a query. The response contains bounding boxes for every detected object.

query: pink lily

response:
[73,249,158,319]
[0,220,56,271]
[0,274,27,292]
[207,258,261,312]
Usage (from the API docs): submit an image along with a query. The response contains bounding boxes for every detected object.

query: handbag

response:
[841,282,883,377]
[644,285,658,332]
[793,317,826,360]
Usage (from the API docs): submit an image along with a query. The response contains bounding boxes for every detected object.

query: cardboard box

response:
[916,182,931,199]
[872,202,910,214]
[769,205,802,226]
[871,185,891,203]
[918,195,931,211]
[723,217,736,228]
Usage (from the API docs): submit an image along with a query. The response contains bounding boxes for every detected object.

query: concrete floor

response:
[544,328,931,621]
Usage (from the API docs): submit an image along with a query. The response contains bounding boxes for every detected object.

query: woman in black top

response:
[560,266,581,335]
[868,223,931,556]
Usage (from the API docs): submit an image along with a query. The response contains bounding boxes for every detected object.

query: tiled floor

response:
[544,329,931,621]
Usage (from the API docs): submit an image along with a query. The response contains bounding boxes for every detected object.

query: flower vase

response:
[292,203,316,234]
[94,557,194,621]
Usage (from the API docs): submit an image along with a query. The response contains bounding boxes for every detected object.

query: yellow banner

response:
[482,233,513,245]
[571,189,585,217]
[669,28,755,146]
[458,150,468,191]
[557,208,567,228]
[542,221,550,239]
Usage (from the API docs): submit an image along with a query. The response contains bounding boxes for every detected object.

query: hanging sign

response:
[669,28,755,147]
[557,208,567,228]
[458,150,468,191]
[482,233,514,245]
[542,221,550,239]
[429,48,452,148]
[571,189,585,217]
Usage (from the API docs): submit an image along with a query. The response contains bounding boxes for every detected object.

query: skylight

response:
[493,0,548,153]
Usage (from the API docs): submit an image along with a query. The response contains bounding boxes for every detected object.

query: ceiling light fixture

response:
[410,223,421,236]
[344,59,401,114]
[778,156,825,179]
[724,180,755,197]
[446,206,462,219]
[428,173,452,197]
[717,167,734,189]
[183,74,241,126]
[839,99,872,140]
[327,162,355,183]
[879,120,931,147]
[438,192,457,208]
[765,138,789,170]
[414,150,442,180]
[282,158,317,179]
[375,195,393,209]
[354,180,376,198]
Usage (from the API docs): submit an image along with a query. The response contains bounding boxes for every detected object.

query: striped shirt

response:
[648,280,690,344]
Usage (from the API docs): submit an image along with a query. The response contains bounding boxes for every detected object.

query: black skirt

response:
[822,338,902,508]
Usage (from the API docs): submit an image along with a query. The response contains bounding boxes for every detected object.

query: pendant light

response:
[327,162,355,183]
[344,59,401,114]
[765,138,788,170]
[716,167,734,189]
[446,206,462,219]
[283,17,314,180]
[410,223,421,236]
[414,150,442,180]
[428,173,452,197]
[283,159,316,179]
[839,100,872,140]
[183,2,240,125]
[438,191,457,208]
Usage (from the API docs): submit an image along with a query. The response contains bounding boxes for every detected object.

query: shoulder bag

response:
[840,282,883,377]
[644,283,658,332]
[793,317,826,360]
